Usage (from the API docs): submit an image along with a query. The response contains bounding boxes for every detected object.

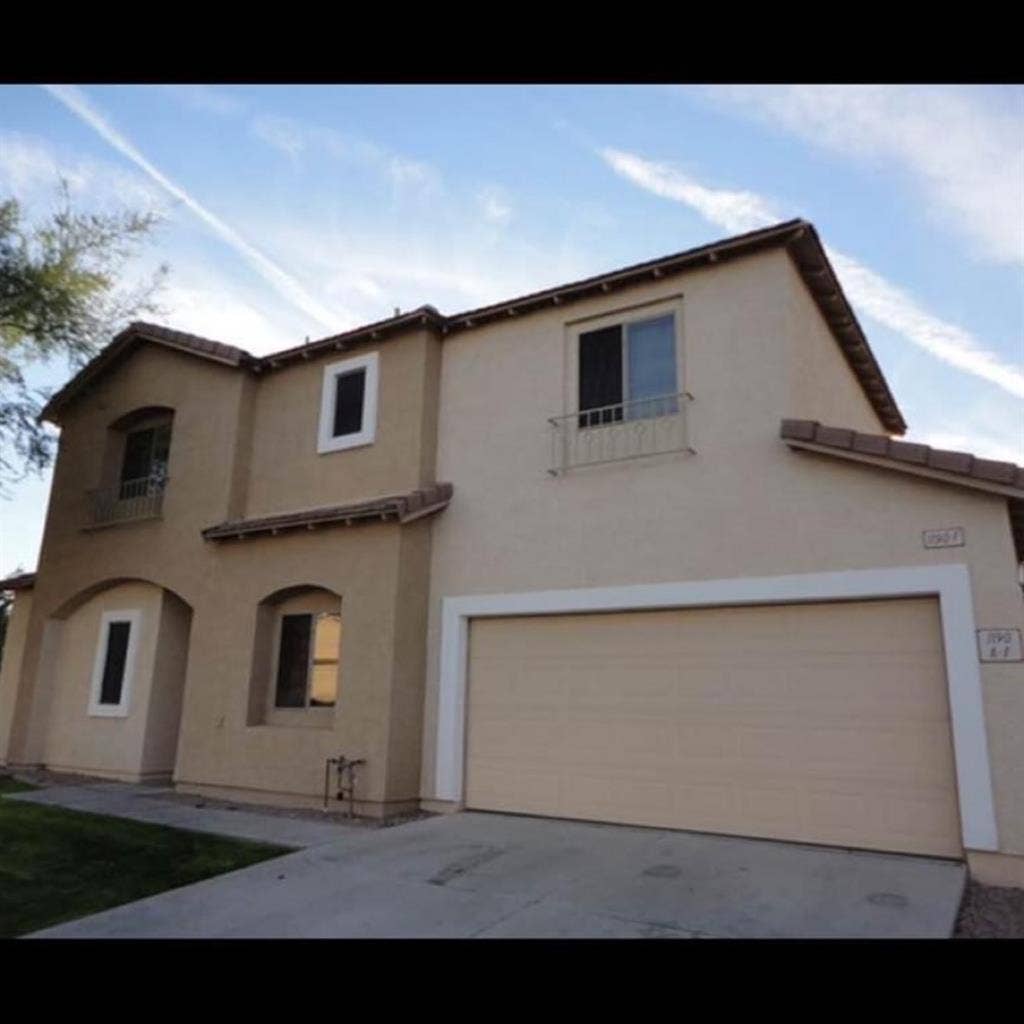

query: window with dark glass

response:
[578,314,678,427]
[99,620,131,705]
[274,612,341,709]
[119,422,171,498]
[333,370,367,438]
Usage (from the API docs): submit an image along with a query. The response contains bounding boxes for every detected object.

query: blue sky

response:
[1,84,1022,576]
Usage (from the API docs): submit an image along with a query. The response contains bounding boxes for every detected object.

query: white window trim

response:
[87,609,141,718]
[317,351,379,454]
[433,564,998,852]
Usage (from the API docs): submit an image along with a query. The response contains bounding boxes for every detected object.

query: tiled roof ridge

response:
[780,419,1024,490]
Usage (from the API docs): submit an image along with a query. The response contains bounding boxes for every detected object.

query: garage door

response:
[465,598,962,857]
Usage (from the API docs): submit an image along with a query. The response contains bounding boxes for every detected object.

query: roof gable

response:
[41,322,255,423]
[40,222,904,432]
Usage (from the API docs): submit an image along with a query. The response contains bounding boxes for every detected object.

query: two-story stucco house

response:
[2,219,1023,889]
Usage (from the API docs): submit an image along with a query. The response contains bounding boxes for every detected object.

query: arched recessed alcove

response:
[38,577,193,782]
[246,585,343,727]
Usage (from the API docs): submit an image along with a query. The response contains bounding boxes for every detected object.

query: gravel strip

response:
[4,767,432,830]
[955,879,1024,938]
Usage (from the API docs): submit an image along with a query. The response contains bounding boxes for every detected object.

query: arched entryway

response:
[38,578,193,782]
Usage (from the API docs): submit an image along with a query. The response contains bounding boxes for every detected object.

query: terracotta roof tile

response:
[850,432,890,457]
[41,321,255,422]
[887,440,930,465]
[927,449,975,474]
[0,571,36,591]
[202,483,453,541]
[973,458,1018,485]
[780,420,1023,494]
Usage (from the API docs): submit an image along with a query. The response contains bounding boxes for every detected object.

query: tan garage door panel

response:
[465,598,962,858]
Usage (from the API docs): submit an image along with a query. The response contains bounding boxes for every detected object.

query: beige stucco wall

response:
[172,522,428,808]
[43,581,172,780]
[783,255,885,432]
[244,329,441,516]
[422,246,1024,859]
[3,324,441,809]
[0,590,33,765]
[140,589,191,774]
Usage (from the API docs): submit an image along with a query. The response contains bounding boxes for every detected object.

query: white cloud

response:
[600,146,1024,400]
[601,148,779,233]
[0,133,168,215]
[249,113,441,195]
[250,114,307,161]
[42,85,347,332]
[165,85,248,117]
[157,282,288,354]
[824,249,1024,397]
[267,215,589,320]
[702,85,1024,266]
[477,185,513,226]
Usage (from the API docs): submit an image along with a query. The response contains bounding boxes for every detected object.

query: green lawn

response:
[0,774,38,796]
[0,774,288,937]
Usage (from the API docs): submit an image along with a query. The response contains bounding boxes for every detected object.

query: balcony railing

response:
[88,475,167,526]
[548,392,694,475]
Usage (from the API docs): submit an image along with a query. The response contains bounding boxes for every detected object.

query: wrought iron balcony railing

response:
[548,392,694,475]
[88,475,167,526]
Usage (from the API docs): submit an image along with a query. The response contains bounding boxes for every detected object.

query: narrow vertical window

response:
[310,613,341,707]
[99,621,131,705]
[578,325,623,427]
[89,610,139,716]
[275,614,312,708]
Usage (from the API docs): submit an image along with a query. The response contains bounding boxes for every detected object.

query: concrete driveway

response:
[31,811,965,938]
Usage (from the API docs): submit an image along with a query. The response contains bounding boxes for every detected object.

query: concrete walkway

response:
[28,810,966,938]
[9,782,356,849]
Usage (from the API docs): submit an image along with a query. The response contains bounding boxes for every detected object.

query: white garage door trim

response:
[434,564,998,852]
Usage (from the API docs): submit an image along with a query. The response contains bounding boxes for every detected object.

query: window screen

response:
[626,315,678,419]
[99,620,131,705]
[333,369,367,438]
[274,614,312,708]
[309,613,341,707]
[578,325,623,427]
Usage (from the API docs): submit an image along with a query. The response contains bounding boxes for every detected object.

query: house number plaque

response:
[977,629,1023,662]
[922,527,965,549]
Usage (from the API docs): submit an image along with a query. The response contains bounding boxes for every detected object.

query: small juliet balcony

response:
[87,474,168,527]
[548,392,694,475]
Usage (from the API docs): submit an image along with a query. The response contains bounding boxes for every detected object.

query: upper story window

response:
[120,421,171,497]
[317,352,379,454]
[579,313,678,427]
[549,303,690,474]
[90,408,174,526]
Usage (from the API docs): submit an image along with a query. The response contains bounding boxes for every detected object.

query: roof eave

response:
[784,226,906,435]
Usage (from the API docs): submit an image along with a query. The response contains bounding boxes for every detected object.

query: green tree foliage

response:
[0,182,167,488]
